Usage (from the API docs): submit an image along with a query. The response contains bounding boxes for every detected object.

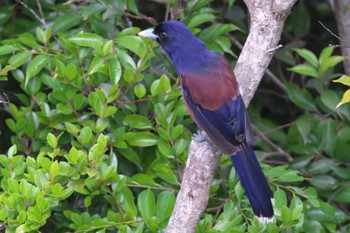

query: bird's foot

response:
[192,131,207,142]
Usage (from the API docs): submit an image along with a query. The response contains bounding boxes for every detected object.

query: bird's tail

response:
[231,143,274,223]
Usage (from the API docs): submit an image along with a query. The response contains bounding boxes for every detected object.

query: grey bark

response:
[330,0,350,75]
[165,1,297,232]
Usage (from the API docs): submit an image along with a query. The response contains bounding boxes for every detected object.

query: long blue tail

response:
[231,143,274,220]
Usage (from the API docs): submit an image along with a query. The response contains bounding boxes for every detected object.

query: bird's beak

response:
[138,29,158,40]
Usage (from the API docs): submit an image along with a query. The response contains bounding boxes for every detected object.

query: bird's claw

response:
[192,131,207,142]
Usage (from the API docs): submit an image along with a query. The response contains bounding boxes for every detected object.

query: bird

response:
[138,20,274,223]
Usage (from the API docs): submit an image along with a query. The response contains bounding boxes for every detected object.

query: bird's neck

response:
[170,46,216,75]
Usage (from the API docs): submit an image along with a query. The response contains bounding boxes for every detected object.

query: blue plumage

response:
[139,20,274,221]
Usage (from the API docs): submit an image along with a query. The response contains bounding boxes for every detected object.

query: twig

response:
[165,0,171,21]
[267,44,283,54]
[252,125,293,162]
[35,0,47,27]
[124,12,157,26]
[318,20,341,41]
[15,0,48,28]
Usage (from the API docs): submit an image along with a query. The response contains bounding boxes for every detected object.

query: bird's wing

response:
[180,55,252,154]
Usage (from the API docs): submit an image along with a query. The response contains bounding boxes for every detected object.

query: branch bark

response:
[329,0,350,75]
[166,1,297,232]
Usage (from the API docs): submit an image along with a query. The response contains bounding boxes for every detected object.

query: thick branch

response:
[331,0,350,75]
[166,1,297,232]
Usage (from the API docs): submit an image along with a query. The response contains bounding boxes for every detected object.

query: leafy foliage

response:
[0,0,349,232]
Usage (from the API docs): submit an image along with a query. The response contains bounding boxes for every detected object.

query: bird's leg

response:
[192,130,207,142]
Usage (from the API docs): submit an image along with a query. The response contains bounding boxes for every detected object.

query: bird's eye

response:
[159,31,168,39]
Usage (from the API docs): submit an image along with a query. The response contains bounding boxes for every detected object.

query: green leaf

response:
[286,83,317,111]
[321,90,340,111]
[125,132,158,147]
[36,27,50,44]
[67,147,79,164]
[52,13,82,32]
[291,196,303,220]
[65,63,77,81]
[274,188,287,208]
[0,45,15,55]
[336,89,350,108]
[36,195,49,211]
[27,206,42,222]
[333,75,350,87]
[118,27,140,37]
[156,191,175,223]
[109,58,122,84]
[319,46,334,67]
[25,55,49,86]
[153,163,179,185]
[327,56,344,67]
[34,170,48,190]
[116,35,147,58]
[8,178,19,193]
[65,122,79,136]
[333,187,350,203]
[9,52,31,69]
[288,64,318,78]
[296,114,313,144]
[310,175,338,190]
[281,206,291,224]
[293,48,318,67]
[150,79,161,96]
[78,127,93,145]
[275,170,304,182]
[138,189,156,219]
[47,133,57,148]
[308,158,334,174]
[104,106,118,118]
[103,40,114,56]
[134,84,146,98]
[159,74,170,92]
[131,174,160,187]
[69,33,104,47]
[123,115,153,130]
[50,161,59,181]
[57,103,73,115]
[88,56,104,75]
[174,138,187,155]
[7,144,17,158]
[186,13,215,28]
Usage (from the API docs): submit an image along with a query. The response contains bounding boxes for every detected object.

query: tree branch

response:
[329,0,350,75]
[166,1,297,232]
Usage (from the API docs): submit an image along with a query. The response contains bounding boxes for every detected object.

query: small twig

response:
[35,0,47,27]
[267,44,283,54]
[252,125,293,162]
[318,20,341,41]
[165,0,171,21]
[317,18,350,50]
[262,122,295,135]
[15,0,48,28]
[124,12,157,26]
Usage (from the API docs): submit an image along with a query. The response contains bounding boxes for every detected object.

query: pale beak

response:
[138,29,158,40]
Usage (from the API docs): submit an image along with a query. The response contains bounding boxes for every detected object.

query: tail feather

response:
[231,143,274,221]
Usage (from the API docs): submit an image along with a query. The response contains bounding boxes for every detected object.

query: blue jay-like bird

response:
[139,20,274,223]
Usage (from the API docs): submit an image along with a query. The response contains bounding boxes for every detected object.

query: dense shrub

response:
[0,0,349,232]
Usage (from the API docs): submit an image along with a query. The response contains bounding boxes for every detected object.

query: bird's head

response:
[138,21,207,73]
